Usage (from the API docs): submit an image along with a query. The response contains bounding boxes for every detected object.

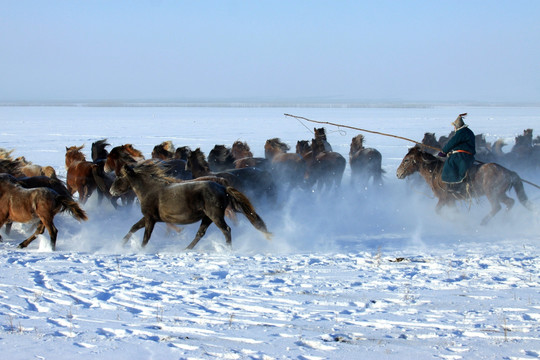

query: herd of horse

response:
[0,127,538,251]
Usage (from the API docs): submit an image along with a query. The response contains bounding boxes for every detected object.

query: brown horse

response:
[231,140,268,169]
[0,174,88,250]
[297,137,346,192]
[16,156,57,178]
[104,144,145,175]
[152,141,175,160]
[109,162,271,249]
[0,174,72,237]
[314,127,333,152]
[396,146,533,225]
[65,145,100,204]
[264,138,306,191]
[349,134,384,187]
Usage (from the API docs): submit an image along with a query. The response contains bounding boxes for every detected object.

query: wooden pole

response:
[284,113,442,152]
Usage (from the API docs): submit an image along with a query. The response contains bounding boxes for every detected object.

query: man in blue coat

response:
[438,114,476,191]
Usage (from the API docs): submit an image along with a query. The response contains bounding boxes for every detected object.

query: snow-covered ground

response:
[0,105,539,359]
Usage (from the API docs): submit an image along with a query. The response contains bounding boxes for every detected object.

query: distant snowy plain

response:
[0,105,539,359]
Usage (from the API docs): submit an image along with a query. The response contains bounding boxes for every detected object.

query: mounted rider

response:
[438,113,476,192]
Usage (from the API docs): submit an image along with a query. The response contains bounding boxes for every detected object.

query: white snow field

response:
[0,105,539,359]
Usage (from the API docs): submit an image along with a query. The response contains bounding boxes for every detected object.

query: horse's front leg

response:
[122,217,146,244]
[18,222,46,249]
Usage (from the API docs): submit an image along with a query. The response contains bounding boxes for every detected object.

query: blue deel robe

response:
[441,126,476,183]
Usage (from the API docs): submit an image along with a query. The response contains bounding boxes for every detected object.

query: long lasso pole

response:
[284,113,540,190]
[284,113,442,152]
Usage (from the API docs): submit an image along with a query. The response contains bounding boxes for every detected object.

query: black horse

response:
[110,162,272,249]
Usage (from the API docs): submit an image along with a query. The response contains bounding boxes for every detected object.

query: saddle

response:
[446,165,478,196]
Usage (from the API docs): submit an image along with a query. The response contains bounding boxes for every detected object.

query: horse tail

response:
[510,171,533,210]
[57,196,89,221]
[225,187,272,240]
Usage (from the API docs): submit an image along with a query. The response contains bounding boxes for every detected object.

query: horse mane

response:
[0,148,15,160]
[0,159,25,177]
[409,146,442,171]
[128,160,178,184]
[65,145,87,162]
[123,144,145,159]
[91,139,110,161]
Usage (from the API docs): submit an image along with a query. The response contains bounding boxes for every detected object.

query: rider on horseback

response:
[438,113,476,193]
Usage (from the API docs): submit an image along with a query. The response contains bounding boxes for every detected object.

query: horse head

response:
[396,147,423,179]
[349,134,365,154]
[65,145,86,168]
[295,140,312,157]
[231,141,253,160]
[110,164,134,196]
[314,127,328,141]
[174,146,192,161]
[105,145,141,174]
[208,145,234,171]
[264,138,289,160]
[152,141,175,160]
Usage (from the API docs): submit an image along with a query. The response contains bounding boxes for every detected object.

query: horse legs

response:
[481,199,502,226]
[5,221,13,236]
[122,217,146,244]
[213,216,232,247]
[141,218,156,247]
[43,220,59,251]
[186,216,213,250]
[18,222,46,249]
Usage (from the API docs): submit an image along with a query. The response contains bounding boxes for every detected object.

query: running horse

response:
[349,134,384,187]
[231,140,268,169]
[0,174,88,250]
[297,137,346,192]
[65,145,100,204]
[264,138,306,192]
[109,161,272,249]
[396,146,533,225]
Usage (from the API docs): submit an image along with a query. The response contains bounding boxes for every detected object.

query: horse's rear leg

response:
[18,222,46,249]
[186,216,213,250]
[481,199,502,226]
[44,221,59,251]
[212,216,232,247]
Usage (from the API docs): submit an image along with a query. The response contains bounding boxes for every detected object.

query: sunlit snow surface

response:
[0,105,539,359]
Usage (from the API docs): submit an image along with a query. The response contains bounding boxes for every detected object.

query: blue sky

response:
[1,1,539,103]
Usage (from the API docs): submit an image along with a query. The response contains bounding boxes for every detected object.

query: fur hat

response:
[452,114,466,129]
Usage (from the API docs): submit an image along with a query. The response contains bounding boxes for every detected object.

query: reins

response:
[285,113,540,190]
